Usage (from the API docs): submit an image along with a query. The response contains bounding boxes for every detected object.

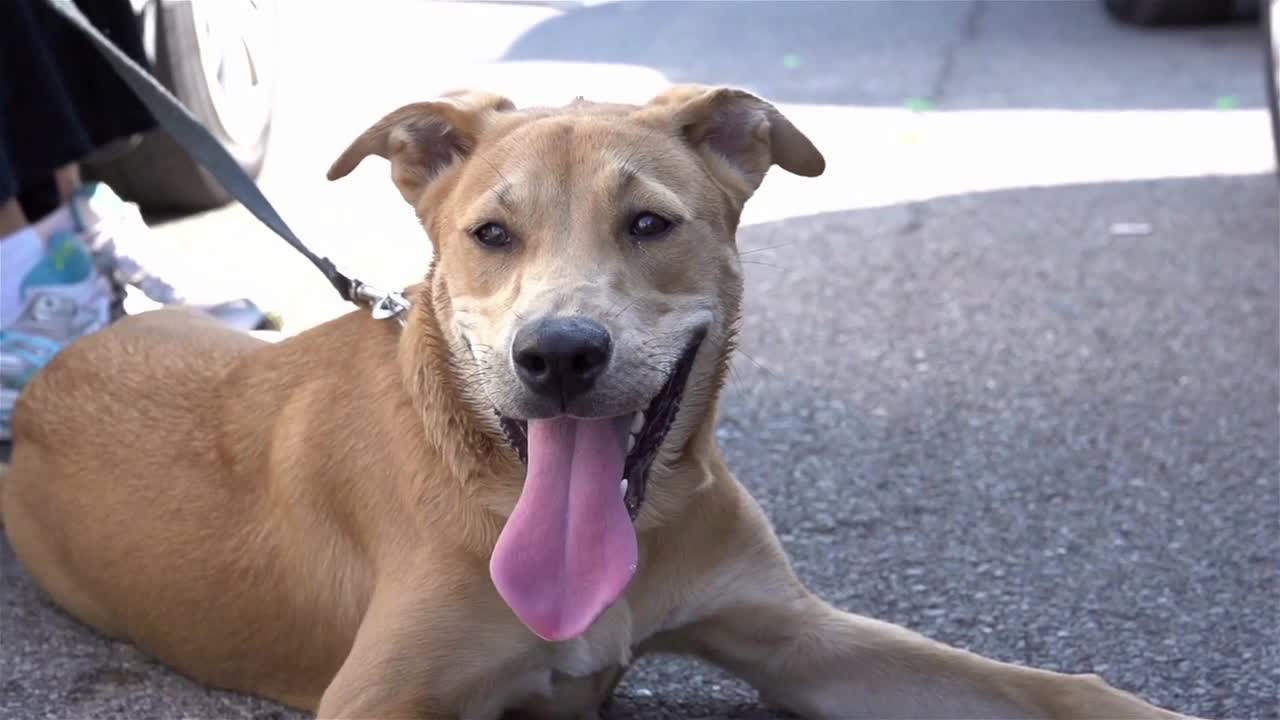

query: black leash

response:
[43,0,407,319]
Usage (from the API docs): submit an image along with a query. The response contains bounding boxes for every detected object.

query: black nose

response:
[512,316,612,404]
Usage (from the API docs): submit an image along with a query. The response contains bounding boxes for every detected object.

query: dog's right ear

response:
[326,90,515,205]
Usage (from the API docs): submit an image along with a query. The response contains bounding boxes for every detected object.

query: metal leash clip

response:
[352,281,412,326]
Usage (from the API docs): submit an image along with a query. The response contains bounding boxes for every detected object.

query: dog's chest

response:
[467,607,634,720]
[548,630,629,678]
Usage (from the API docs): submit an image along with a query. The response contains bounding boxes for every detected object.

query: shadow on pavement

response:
[2,171,1276,719]
[503,0,1268,110]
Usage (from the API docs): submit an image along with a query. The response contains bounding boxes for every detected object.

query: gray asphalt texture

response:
[3,1,1278,719]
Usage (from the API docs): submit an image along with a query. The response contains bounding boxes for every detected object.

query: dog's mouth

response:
[488,332,703,642]
[496,333,702,521]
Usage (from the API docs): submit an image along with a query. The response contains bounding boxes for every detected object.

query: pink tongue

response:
[489,415,637,642]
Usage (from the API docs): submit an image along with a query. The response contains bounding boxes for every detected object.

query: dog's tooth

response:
[620,478,629,495]
[627,434,636,452]
[630,412,645,434]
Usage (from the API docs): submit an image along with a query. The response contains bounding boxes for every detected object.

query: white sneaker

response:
[69,182,186,314]
[68,183,273,332]
[0,231,112,440]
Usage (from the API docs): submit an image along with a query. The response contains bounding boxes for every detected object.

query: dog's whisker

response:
[738,241,796,257]
[733,347,774,378]
[739,259,787,271]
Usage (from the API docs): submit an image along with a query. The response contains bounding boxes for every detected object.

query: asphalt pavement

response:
[2,1,1277,719]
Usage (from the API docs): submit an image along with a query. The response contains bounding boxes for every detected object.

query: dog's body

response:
[3,88,1192,719]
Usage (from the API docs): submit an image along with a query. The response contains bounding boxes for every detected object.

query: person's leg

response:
[52,163,80,204]
[18,0,191,311]
[2,0,185,319]
[2,0,265,441]
[0,197,28,237]
[0,2,121,441]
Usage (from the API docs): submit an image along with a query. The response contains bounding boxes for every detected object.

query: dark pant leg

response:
[0,0,156,213]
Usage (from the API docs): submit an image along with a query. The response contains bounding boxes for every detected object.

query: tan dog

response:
[2,86,1195,719]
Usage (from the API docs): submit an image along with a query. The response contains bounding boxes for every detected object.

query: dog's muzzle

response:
[498,328,705,520]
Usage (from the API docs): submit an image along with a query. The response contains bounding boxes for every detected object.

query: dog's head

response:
[329,86,823,641]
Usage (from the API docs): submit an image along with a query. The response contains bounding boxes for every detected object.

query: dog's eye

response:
[472,222,511,248]
[629,212,671,239]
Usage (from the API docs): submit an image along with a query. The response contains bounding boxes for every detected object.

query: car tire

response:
[1103,0,1237,25]
[85,0,277,213]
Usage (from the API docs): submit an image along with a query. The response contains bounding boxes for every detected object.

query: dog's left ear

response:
[326,90,515,205]
[639,85,824,203]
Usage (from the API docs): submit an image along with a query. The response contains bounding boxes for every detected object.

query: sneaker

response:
[70,182,187,313]
[69,183,275,332]
[0,231,112,440]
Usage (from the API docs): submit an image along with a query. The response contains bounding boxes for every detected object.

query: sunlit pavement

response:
[2,2,1277,718]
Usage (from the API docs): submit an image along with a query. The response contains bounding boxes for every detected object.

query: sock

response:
[1,227,46,327]
[32,203,75,240]
[70,182,125,233]
[30,182,121,242]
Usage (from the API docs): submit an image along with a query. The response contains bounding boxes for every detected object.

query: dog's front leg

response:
[669,489,1192,719]
[315,589,458,720]
[689,592,1190,720]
